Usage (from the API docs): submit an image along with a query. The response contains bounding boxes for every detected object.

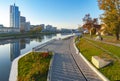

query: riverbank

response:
[9,34,109,81]
[0,32,59,40]
[9,34,74,81]
[9,38,54,81]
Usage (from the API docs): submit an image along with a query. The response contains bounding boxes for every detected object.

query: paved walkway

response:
[85,37,120,47]
[37,37,103,81]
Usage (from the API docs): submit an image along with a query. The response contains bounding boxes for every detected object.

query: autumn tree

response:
[30,26,42,34]
[98,0,120,40]
[83,14,98,37]
[83,14,93,31]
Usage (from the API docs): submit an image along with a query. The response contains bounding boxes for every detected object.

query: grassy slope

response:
[18,52,52,81]
[76,37,120,81]
[86,38,120,58]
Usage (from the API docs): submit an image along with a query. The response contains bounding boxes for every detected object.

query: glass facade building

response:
[10,4,20,28]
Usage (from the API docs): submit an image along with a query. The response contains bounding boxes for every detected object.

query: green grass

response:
[18,52,52,81]
[76,37,120,81]
[76,38,107,62]
[86,38,120,59]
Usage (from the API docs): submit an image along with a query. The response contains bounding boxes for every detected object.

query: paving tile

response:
[37,37,103,81]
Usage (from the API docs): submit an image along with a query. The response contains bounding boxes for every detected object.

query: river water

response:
[0,33,72,81]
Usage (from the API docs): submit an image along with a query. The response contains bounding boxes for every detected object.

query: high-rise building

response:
[20,16,26,32]
[20,16,26,23]
[25,22,30,32]
[10,3,20,28]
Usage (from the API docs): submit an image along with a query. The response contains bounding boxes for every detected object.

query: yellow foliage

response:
[98,0,120,39]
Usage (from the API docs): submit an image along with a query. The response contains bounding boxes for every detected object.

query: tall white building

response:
[10,3,20,28]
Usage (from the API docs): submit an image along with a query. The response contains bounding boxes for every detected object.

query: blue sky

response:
[0,0,103,29]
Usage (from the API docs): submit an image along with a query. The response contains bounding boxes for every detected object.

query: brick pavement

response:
[37,37,103,81]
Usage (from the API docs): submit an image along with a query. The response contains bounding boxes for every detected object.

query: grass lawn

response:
[76,37,120,81]
[18,52,52,81]
[85,38,120,59]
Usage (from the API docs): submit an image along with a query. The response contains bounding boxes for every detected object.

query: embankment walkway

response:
[36,37,103,81]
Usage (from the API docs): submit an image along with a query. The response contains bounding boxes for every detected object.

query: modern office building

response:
[0,25,3,28]
[20,16,26,32]
[52,27,57,32]
[10,3,20,28]
[20,16,26,23]
[45,25,57,32]
[46,25,52,31]
[25,22,30,32]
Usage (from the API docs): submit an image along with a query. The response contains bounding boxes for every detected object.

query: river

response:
[0,33,72,81]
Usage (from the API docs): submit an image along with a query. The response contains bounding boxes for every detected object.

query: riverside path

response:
[36,36,103,81]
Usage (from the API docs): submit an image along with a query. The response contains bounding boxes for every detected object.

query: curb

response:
[73,38,110,81]
[47,52,55,81]
[9,51,31,81]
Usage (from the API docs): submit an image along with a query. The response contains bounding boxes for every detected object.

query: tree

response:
[30,26,42,34]
[83,14,98,37]
[83,14,93,31]
[35,27,42,33]
[98,0,120,40]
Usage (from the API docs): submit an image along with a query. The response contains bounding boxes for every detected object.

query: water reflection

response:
[9,34,58,61]
[20,39,26,50]
[10,38,31,61]
[45,34,53,39]
[35,36,43,42]
[0,33,72,81]
[10,40,20,61]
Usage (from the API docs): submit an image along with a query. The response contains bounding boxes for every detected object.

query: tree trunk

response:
[116,33,119,40]
[115,26,120,40]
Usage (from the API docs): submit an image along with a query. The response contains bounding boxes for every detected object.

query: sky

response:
[0,0,103,29]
